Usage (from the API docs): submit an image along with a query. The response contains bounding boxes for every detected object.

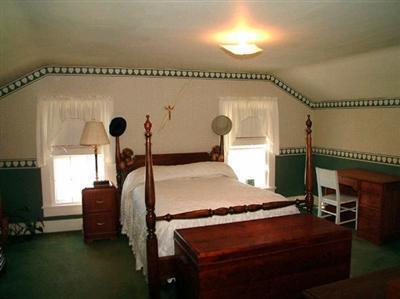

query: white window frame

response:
[227,143,276,190]
[41,147,105,217]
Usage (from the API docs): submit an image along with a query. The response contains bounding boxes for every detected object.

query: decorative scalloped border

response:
[279,147,306,156]
[280,147,400,167]
[0,65,311,107]
[312,98,400,109]
[3,147,399,168]
[1,65,399,109]
[0,159,37,169]
[313,147,400,166]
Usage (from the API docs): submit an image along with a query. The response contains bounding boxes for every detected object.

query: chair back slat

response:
[316,167,339,193]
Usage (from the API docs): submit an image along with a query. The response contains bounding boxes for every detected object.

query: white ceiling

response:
[1,1,399,101]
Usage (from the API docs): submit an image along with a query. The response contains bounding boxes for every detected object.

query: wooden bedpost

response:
[115,136,123,192]
[305,115,314,214]
[144,115,160,299]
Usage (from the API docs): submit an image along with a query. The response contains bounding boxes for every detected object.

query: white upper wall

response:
[275,46,400,101]
[0,75,310,159]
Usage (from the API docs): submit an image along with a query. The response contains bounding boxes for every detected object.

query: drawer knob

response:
[96,222,105,226]
[96,200,104,204]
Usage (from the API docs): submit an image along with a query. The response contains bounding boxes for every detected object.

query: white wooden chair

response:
[316,167,358,229]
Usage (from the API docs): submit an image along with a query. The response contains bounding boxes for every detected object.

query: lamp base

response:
[93,180,110,187]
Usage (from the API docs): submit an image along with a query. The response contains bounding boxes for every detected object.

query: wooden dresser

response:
[338,169,400,245]
[174,214,352,299]
[82,185,118,243]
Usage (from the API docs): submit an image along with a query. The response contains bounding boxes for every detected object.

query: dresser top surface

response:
[338,168,400,184]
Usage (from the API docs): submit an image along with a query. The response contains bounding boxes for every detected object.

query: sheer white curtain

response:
[36,96,114,181]
[219,97,279,188]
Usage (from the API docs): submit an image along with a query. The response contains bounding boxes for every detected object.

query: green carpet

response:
[1,230,400,299]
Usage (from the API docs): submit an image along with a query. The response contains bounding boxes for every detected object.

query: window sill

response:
[43,204,82,217]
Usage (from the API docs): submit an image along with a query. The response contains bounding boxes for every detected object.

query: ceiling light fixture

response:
[221,43,262,56]
[216,23,268,56]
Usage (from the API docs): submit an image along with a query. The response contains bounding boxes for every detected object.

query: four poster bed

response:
[114,115,315,298]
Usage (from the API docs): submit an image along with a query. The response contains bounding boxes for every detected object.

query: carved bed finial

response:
[145,114,152,134]
[306,114,312,134]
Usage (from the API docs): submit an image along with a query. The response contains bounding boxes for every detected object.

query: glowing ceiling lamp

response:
[216,24,268,56]
[221,43,262,56]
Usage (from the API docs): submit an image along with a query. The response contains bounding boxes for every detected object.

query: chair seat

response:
[322,193,358,206]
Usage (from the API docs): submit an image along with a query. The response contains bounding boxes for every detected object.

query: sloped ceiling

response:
[1,1,399,101]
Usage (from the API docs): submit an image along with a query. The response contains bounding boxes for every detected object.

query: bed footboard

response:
[141,114,313,299]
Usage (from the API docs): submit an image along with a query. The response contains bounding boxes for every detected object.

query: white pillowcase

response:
[122,161,237,195]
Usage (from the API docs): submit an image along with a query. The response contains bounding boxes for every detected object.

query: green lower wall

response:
[1,155,398,223]
[276,155,306,196]
[0,168,43,222]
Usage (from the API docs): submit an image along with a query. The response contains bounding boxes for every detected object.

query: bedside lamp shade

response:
[80,121,110,183]
[80,121,110,146]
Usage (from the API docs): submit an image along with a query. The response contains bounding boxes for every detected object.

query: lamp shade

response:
[80,121,110,146]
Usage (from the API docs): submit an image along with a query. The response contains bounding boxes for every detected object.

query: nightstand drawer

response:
[83,213,116,234]
[82,193,114,212]
[82,187,116,213]
[82,185,119,243]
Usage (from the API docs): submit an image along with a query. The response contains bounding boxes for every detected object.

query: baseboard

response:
[43,218,82,233]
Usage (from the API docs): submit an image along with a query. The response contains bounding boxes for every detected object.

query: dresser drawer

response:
[83,195,114,212]
[361,182,383,196]
[83,213,116,234]
[82,188,115,212]
[359,192,382,209]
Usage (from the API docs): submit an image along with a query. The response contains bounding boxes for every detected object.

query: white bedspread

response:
[120,162,299,272]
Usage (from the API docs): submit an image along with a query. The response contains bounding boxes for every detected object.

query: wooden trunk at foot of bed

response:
[138,115,314,298]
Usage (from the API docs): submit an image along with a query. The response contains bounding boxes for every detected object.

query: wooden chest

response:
[82,185,118,243]
[174,214,352,299]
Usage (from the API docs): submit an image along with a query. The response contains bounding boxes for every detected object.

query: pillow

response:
[122,161,237,194]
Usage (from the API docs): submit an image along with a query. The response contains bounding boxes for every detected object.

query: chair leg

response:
[355,200,359,230]
[317,199,322,217]
[335,205,340,225]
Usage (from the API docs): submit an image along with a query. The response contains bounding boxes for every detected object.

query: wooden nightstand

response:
[82,185,118,243]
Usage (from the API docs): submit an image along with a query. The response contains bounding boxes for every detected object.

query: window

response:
[220,97,279,190]
[228,145,268,188]
[53,154,104,205]
[36,97,113,217]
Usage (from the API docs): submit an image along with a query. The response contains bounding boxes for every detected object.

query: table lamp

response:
[80,120,110,186]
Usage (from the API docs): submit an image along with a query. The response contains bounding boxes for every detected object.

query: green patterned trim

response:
[0,159,37,169]
[3,148,399,168]
[279,147,306,156]
[0,65,311,107]
[312,98,400,109]
[279,147,400,167]
[2,65,397,109]
[313,147,400,167]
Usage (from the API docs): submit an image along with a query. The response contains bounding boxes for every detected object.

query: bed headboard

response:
[114,131,215,192]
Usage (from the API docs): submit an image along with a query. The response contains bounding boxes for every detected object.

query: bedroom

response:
[0,1,399,298]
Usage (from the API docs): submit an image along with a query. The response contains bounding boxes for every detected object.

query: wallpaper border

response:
[313,147,400,167]
[0,159,37,169]
[3,147,399,168]
[0,65,311,107]
[1,65,399,110]
[279,147,400,167]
